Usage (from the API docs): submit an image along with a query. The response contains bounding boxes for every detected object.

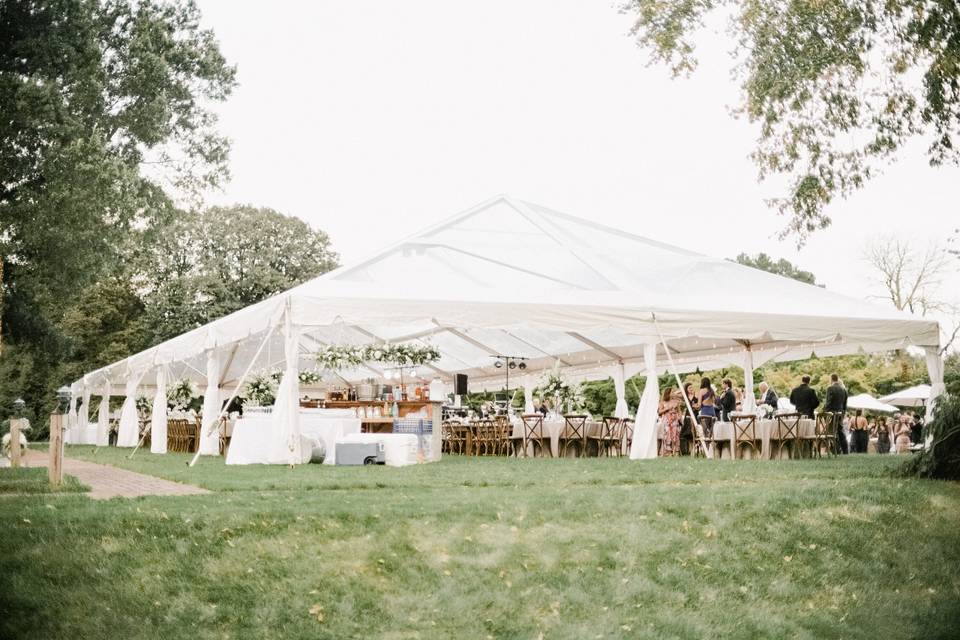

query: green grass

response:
[0,449,958,639]
[0,467,88,495]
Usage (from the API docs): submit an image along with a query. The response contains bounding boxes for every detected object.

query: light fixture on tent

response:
[490,355,528,395]
[494,360,503,369]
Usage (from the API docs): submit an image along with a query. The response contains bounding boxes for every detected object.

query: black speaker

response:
[455,373,468,396]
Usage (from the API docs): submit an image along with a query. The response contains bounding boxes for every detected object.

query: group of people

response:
[656,373,921,456]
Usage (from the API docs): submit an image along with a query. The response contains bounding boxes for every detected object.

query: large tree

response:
[141,205,340,343]
[622,0,960,242]
[0,0,234,420]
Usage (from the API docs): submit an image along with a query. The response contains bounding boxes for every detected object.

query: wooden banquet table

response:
[452,417,624,457]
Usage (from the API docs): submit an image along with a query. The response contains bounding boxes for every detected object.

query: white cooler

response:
[335,433,419,467]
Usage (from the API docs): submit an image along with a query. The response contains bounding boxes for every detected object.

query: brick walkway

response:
[22,450,210,500]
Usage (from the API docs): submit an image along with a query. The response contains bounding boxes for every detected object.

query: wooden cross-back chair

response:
[560,415,588,457]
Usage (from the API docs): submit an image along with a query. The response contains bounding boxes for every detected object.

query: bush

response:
[898,393,960,480]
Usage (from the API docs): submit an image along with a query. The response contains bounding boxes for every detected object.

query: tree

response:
[141,205,340,343]
[863,236,949,314]
[621,0,960,242]
[0,0,234,420]
[733,253,820,286]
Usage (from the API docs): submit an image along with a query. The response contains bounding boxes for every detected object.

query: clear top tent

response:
[71,195,946,460]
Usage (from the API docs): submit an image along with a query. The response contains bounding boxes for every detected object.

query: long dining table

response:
[711,417,817,459]
[453,416,625,457]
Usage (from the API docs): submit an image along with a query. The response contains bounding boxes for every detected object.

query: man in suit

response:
[758,381,778,410]
[718,378,737,421]
[789,375,820,419]
[824,373,849,454]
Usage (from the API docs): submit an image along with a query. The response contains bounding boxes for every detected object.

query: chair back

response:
[776,413,801,441]
[521,414,544,439]
[815,412,838,437]
[621,418,634,444]
[732,414,757,442]
[601,416,622,440]
[563,414,588,440]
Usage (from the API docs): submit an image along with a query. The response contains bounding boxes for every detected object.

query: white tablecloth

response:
[509,417,606,457]
[226,412,361,465]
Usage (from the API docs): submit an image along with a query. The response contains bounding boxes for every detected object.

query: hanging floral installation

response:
[269,370,323,385]
[314,344,441,370]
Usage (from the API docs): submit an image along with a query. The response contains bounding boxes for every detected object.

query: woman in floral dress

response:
[658,388,682,456]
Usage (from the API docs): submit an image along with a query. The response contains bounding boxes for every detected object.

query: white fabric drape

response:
[523,375,535,413]
[741,346,756,413]
[199,350,222,455]
[612,363,629,418]
[630,343,659,459]
[97,380,112,446]
[151,366,168,454]
[66,384,79,444]
[268,314,302,464]
[117,370,145,447]
[924,346,945,430]
[81,385,91,444]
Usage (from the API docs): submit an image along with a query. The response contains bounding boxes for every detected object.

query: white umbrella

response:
[846,393,897,413]
[878,384,931,408]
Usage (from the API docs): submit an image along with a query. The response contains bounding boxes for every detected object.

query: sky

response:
[193,0,959,342]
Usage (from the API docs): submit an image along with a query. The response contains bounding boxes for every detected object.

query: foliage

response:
[622,0,960,241]
[140,205,339,343]
[269,370,323,385]
[899,393,960,480]
[945,353,960,398]
[4,450,960,638]
[315,344,440,371]
[734,253,820,286]
[242,374,277,407]
[166,379,197,412]
[0,468,87,495]
[538,365,585,412]
[0,0,234,426]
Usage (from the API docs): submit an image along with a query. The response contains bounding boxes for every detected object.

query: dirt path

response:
[21,450,209,500]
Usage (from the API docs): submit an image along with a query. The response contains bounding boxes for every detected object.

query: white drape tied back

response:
[924,347,945,442]
[199,349,223,455]
[151,366,168,454]
[117,370,145,447]
[630,343,659,459]
[81,384,91,444]
[612,363,629,419]
[268,313,302,464]
[97,379,112,446]
[66,383,79,444]
[741,346,756,413]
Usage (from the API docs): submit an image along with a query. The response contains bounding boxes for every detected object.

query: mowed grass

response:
[0,467,87,495]
[0,449,958,639]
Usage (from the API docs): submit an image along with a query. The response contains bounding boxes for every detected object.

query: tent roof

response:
[75,195,941,391]
[846,393,898,413]
[878,384,932,407]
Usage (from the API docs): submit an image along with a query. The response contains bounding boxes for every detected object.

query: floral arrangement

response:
[539,365,585,413]
[243,373,277,407]
[757,403,775,419]
[269,370,323,385]
[167,379,197,412]
[315,344,441,370]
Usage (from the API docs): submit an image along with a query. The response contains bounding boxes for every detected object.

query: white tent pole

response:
[652,314,712,459]
[188,324,278,468]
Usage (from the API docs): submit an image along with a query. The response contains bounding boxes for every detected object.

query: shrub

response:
[898,393,960,481]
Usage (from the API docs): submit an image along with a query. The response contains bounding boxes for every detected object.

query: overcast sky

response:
[194,0,959,339]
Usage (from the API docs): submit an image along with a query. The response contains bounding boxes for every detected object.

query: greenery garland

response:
[315,344,440,370]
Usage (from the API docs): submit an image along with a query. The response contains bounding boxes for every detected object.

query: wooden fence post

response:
[48,413,64,486]
[10,418,22,468]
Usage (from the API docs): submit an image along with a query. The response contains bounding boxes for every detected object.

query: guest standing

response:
[789,375,820,419]
[824,374,849,454]
[657,388,681,456]
[680,382,699,455]
[875,417,892,454]
[698,377,717,437]
[718,379,737,422]
[849,409,869,453]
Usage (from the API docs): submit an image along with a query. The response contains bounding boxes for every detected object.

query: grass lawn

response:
[0,467,88,495]
[0,448,958,639]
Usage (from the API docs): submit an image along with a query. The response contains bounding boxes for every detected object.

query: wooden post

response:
[10,418,22,468]
[48,413,64,486]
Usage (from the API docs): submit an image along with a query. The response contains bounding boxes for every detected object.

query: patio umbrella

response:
[878,385,931,408]
[846,393,897,413]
